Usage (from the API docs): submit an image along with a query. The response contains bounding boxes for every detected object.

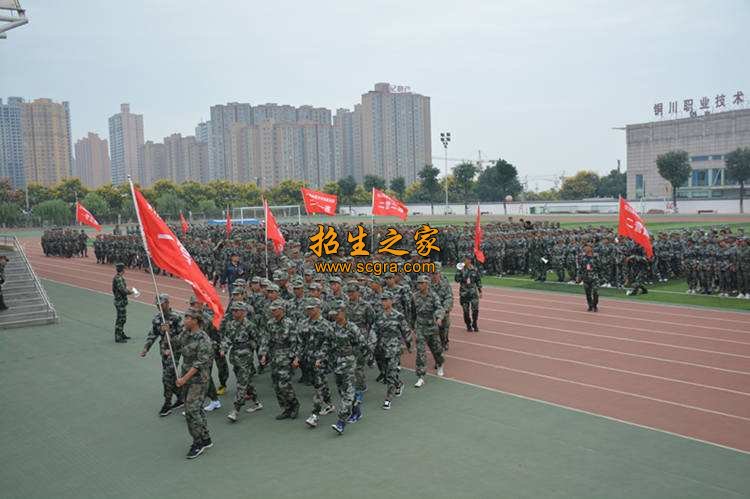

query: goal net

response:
[232,205,301,225]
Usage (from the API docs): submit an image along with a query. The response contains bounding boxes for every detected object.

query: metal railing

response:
[0,234,58,321]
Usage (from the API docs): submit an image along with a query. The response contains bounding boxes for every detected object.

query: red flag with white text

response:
[371,188,408,221]
[76,201,101,231]
[301,187,338,216]
[264,199,286,254]
[474,205,485,264]
[225,207,232,238]
[617,197,654,258]
[179,211,189,235]
[132,187,224,327]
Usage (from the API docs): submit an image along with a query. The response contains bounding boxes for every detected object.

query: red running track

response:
[19,238,750,453]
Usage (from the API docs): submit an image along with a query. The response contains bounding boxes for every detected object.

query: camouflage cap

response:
[383,272,395,279]
[234,278,247,287]
[230,301,248,312]
[268,300,285,311]
[313,273,324,281]
[416,275,430,283]
[308,282,322,290]
[260,278,271,287]
[327,300,346,316]
[303,269,314,276]
[432,261,442,272]
[115,262,125,271]
[291,278,304,288]
[183,308,204,321]
[272,270,285,280]
[345,283,359,293]
[266,283,280,293]
[305,297,322,309]
[250,276,261,284]
[156,293,170,304]
[231,287,244,295]
[380,291,394,300]
[329,276,342,284]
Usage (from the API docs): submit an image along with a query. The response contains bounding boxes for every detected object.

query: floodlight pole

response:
[440,132,451,214]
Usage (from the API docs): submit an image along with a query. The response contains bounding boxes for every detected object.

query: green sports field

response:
[0,280,748,499]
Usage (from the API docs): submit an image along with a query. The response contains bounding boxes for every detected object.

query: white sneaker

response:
[227,409,238,422]
[305,414,319,428]
[382,400,392,410]
[319,404,335,415]
[436,366,445,377]
[204,400,221,412]
[415,377,425,388]
[245,401,263,413]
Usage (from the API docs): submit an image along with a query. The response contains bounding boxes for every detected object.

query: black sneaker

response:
[289,404,299,420]
[186,443,204,459]
[171,399,185,410]
[473,326,479,332]
[275,411,291,420]
[122,334,132,340]
[200,438,213,451]
[159,402,172,417]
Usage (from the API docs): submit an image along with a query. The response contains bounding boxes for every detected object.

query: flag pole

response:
[264,199,269,279]
[128,175,178,377]
[370,188,375,253]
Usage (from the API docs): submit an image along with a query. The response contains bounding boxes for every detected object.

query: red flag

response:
[301,187,337,216]
[179,211,189,236]
[131,186,224,328]
[76,201,101,231]
[474,205,485,264]
[371,188,408,221]
[225,207,232,238]
[264,199,286,255]
[617,197,654,258]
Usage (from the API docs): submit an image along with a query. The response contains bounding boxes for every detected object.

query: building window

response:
[709,169,722,186]
[692,169,708,187]
[635,174,644,198]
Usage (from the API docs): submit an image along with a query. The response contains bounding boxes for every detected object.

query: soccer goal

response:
[232,205,302,225]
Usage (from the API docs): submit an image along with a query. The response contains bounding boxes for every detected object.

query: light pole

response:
[440,132,451,213]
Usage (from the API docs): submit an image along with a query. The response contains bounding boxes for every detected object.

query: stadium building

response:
[626,108,750,200]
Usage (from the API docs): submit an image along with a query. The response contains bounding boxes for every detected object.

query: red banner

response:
[225,208,232,238]
[264,199,286,255]
[75,201,101,231]
[474,205,485,263]
[301,187,337,216]
[179,211,189,235]
[371,188,408,221]
[132,187,224,328]
[617,197,654,258]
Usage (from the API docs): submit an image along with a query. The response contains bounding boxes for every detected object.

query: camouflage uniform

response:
[112,269,130,341]
[345,290,376,392]
[298,308,334,415]
[221,304,261,411]
[432,265,453,350]
[178,323,214,447]
[577,252,600,311]
[372,298,411,401]
[454,263,482,331]
[318,313,365,421]
[411,280,446,377]
[259,308,300,414]
[143,308,184,404]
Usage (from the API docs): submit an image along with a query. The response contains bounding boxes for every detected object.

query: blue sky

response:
[2,0,748,189]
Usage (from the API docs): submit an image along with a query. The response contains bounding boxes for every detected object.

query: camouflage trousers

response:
[161,353,182,402]
[739,270,750,295]
[383,348,402,400]
[460,295,479,328]
[415,327,444,377]
[333,356,356,421]
[114,300,127,339]
[229,350,257,410]
[270,361,298,412]
[354,354,368,391]
[184,382,210,445]
[438,313,451,349]
[311,365,332,415]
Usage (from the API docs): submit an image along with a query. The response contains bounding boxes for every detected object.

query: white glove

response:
[132,287,141,298]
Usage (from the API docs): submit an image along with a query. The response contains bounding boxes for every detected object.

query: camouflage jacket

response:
[317,320,366,373]
[220,317,258,355]
[296,316,333,361]
[259,316,299,364]
[454,266,482,298]
[373,308,411,356]
[178,328,213,385]
[112,274,129,303]
[411,290,445,329]
[143,309,183,354]
[433,275,453,312]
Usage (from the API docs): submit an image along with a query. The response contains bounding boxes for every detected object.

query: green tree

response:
[337,175,357,212]
[453,162,478,214]
[206,180,242,209]
[266,179,304,206]
[475,159,522,202]
[236,182,263,206]
[656,150,691,212]
[523,189,560,201]
[0,179,21,206]
[559,171,601,200]
[156,192,185,219]
[418,164,441,214]
[95,184,124,214]
[363,174,386,192]
[404,181,422,203]
[178,181,209,207]
[196,199,220,218]
[52,178,88,203]
[725,147,750,214]
[322,181,341,196]
[33,199,71,226]
[597,168,627,198]
[389,177,406,198]
[151,179,178,199]
[27,183,52,208]
[81,192,109,219]
[351,185,371,205]
[0,202,22,227]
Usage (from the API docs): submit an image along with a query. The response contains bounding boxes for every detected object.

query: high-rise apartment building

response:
[74,132,110,188]
[0,97,25,189]
[143,140,166,186]
[21,98,73,187]
[109,103,144,185]
[209,102,252,181]
[163,133,206,184]
[334,108,355,181]
[359,83,431,185]
[228,123,259,184]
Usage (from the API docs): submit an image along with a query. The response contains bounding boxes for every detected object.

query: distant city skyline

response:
[2,0,749,190]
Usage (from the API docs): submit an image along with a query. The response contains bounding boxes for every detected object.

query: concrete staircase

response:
[0,235,58,329]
